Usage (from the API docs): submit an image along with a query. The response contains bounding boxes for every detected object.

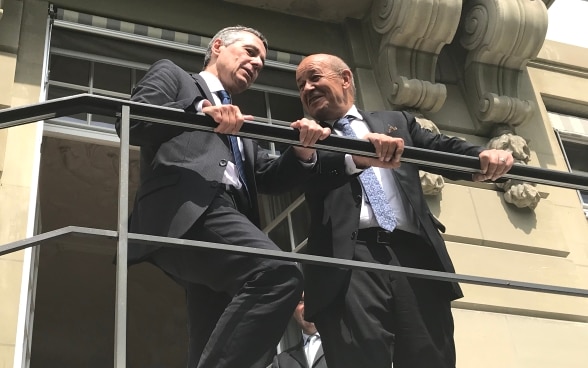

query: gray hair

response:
[203,26,268,68]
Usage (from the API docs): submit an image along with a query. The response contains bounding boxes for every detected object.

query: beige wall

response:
[0,0,46,366]
[1,0,587,367]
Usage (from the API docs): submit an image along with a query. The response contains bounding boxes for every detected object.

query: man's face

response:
[214,31,266,94]
[293,295,317,335]
[296,55,351,121]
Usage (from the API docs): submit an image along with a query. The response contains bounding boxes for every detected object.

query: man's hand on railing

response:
[473,149,515,182]
[290,118,331,162]
[201,99,252,135]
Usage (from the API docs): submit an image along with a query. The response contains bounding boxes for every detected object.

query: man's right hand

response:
[352,133,404,169]
[201,99,253,134]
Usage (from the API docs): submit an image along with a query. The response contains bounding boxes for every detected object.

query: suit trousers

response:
[149,188,303,368]
[313,229,455,368]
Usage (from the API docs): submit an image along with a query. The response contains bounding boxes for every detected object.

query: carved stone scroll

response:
[370,0,463,112]
[460,0,548,133]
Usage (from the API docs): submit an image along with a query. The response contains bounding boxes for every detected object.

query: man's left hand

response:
[474,149,514,182]
[291,118,331,161]
[291,118,331,147]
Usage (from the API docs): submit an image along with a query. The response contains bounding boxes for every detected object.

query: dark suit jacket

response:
[302,110,484,320]
[116,59,313,265]
[271,340,327,368]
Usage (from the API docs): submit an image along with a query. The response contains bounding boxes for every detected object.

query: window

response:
[550,112,588,218]
[557,135,588,217]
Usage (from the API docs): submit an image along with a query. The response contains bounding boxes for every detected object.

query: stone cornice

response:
[370,0,463,112]
[459,0,548,133]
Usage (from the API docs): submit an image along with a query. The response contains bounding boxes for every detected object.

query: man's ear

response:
[341,69,353,89]
[211,38,224,58]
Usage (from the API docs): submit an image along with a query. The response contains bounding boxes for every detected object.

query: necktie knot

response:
[216,90,231,105]
[305,334,318,346]
[334,115,355,131]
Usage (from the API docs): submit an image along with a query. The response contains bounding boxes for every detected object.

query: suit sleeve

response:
[115,59,204,147]
[254,146,322,194]
[300,149,361,197]
[403,111,485,181]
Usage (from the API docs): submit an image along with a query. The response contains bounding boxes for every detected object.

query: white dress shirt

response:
[302,332,321,367]
[333,105,418,234]
[196,71,245,189]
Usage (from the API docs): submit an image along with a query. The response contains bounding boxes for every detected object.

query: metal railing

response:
[1,93,588,367]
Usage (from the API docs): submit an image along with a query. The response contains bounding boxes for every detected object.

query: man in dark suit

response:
[294,54,514,368]
[116,27,330,368]
[271,293,327,368]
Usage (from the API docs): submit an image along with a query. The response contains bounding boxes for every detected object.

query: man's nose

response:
[302,81,314,92]
[251,56,263,70]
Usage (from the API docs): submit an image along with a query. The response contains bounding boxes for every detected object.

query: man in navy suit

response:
[294,53,514,368]
[117,27,329,368]
[271,293,327,368]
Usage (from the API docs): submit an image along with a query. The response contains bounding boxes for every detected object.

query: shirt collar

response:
[302,331,320,345]
[199,71,225,94]
[326,105,361,127]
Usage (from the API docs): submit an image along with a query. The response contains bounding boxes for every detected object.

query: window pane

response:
[267,220,292,252]
[49,54,90,86]
[561,139,588,207]
[94,62,132,94]
[268,93,304,122]
[232,89,267,118]
[562,141,588,172]
[290,200,310,246]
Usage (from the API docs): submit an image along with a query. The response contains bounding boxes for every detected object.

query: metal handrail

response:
[2,93,588,368]
[2,93,588,191]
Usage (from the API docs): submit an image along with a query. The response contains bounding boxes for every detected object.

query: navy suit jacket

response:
[271,340,327,368]
[302,110,485,319]
[116,59,314,265]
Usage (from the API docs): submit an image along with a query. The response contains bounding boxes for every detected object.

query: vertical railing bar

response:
[114,104,130,368]
[287,214,296,251]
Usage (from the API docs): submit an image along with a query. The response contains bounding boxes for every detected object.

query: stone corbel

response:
[460,0,547,134]
[486,124,543,210]
[370,0,463,112]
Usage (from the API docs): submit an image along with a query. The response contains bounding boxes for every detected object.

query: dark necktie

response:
[216,90,248,193]
[334,116,397,232]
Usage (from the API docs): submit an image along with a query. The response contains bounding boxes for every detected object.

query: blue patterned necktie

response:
[216,90,248,193]
[334,116,397,232]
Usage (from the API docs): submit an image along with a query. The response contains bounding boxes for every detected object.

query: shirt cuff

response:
[345,154,363,175]
[195,99,205,112]
[298,152,317,168]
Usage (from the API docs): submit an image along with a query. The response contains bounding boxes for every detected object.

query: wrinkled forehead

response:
[235,31,266,49]
[296,58,327,80]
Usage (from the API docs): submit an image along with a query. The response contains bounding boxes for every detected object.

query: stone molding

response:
[460,0,548,133]
[370,0,463,112]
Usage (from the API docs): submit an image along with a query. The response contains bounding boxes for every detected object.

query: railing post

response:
[114,104,130,368]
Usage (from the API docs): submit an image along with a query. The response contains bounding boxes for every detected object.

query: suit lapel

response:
[311,344,325,367]
[241,139,256,185]
[361,110,387,134]
[191,73,217,104]
[291,341,308,368]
